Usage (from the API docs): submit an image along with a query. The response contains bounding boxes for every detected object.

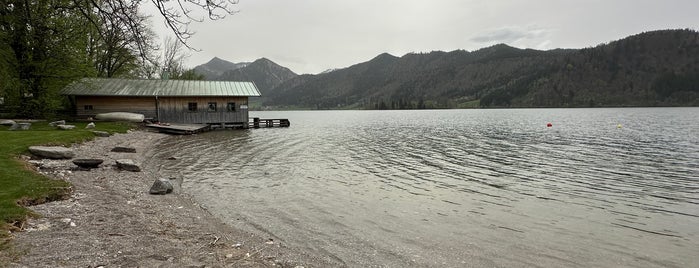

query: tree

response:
[1,0,98,117]
[161,36,186,77]
[76,0,238,53]
[0,0,237,118]
[88,8,156,78]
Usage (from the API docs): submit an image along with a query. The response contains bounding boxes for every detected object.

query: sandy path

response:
[6,130,324,267]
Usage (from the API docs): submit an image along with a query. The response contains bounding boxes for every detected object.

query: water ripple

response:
[150,108,699,267]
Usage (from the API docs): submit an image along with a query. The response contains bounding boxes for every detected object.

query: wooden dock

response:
[146,118,290,135]
[249,118,290,128]
[145,123,211,135]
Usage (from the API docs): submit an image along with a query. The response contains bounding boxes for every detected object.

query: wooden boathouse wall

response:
[63,78,260,125]
[75,96,156,118]
[157,96,249,124]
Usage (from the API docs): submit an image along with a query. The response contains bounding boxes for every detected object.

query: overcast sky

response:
[143,0,698,74]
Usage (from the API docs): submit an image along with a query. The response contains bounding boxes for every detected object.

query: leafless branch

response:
[148,0,239,49]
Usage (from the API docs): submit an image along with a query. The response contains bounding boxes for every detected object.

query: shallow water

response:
[152,108,699,267]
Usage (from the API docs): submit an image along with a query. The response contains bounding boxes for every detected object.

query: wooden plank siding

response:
[157,96,249,124]
[76,96,156,118]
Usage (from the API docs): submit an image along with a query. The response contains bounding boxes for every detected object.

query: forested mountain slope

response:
[264,29,699,109]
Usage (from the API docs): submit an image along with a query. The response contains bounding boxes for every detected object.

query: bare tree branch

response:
[148,0,239,49]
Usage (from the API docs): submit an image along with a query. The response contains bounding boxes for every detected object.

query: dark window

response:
[207,102,217,112]
[226,102,236,112]
[84,105,93,111]
[188,102,197,112]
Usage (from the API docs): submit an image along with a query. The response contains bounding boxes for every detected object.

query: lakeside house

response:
[61,78,261,127]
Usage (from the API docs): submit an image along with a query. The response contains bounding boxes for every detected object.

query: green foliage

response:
[0,0,154,119]
[652,72,699,102]
[0,122,131,242]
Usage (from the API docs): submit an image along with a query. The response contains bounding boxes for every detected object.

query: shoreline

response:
[7,130,321,267]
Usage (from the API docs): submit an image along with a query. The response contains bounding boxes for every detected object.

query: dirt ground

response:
[4,130,330,267]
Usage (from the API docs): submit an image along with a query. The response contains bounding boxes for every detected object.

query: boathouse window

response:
[84,105,93,111]
[208,102,217,112]
[226,102,236,112]
[188,102,197,112]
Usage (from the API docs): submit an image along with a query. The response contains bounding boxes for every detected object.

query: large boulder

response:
[95,112,144,123]
[0,119,16,126]
[48,120,66,127]
[149,178,174,194]
[10,123,31,130]
[28,146,75,159]
[72,159,103,169]
[116,159,141,172]
[56,124,76,130]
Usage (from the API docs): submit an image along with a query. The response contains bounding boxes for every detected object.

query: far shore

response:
[6,129,328,267]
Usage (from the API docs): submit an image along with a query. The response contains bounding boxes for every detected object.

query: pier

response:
[146,118,290,135]
[250,118,291,128]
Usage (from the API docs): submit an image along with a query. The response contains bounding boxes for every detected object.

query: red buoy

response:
[547,123,553,127]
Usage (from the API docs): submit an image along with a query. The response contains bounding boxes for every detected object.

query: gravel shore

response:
[6,130,325,267]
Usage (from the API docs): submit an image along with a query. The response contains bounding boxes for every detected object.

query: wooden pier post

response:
[253,117,260,128]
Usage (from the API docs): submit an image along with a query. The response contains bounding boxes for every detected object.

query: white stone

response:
[28,146,75,159]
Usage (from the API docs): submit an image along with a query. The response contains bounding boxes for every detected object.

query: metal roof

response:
[61,78,261,97]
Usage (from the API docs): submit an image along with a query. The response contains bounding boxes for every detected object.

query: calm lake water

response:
[151,108,698,267]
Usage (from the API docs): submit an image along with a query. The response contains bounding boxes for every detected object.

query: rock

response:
[95,112,145,123]
[0,119,16,126]
[85,122,95,129]
[72,159,103,169]
[56,124,76,130]
[48,120,66,127]
[116,159,141,172]
[92,131,111,137]
[149,178,174,194]
[111,146,136,153]
[28,146,75,159]
[10,122,31,130]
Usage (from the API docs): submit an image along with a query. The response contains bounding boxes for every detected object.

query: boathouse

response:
[61,78,261,127]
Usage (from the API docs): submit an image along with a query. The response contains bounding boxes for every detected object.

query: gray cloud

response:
[470,26,550,45]
[143,0,699,74]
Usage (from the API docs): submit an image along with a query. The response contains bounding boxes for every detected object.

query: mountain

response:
[264,29,699,109]
[214,58,297,95]
[193,57,250,80]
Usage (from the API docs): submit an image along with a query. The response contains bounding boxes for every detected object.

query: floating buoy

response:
[546,122,553,127]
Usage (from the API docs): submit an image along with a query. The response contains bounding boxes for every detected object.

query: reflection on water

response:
[151,108,699,267]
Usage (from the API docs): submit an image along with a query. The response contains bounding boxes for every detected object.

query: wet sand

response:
[6,130,329,267]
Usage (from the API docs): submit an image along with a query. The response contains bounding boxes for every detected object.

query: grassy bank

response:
[0,121,132,248]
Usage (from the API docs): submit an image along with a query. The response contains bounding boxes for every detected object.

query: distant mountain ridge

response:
[195,29,699,109]
[193,57,297,97]
[193,57,250,79]
[263,29,699,109]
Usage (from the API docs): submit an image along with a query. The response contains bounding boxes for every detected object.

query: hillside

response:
[215,58,298,95]
[193,57,249,79]
[263,29,699,109]
[193,57,298,97]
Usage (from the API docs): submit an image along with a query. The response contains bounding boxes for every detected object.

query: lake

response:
[151,108,699,267]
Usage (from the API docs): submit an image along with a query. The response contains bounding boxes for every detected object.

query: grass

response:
[0,121,132,250]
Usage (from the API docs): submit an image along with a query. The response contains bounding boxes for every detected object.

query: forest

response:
[0,0,233,119]
[263,29,699,109]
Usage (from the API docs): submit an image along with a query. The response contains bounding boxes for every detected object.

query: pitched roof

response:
[61,78,261,97]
